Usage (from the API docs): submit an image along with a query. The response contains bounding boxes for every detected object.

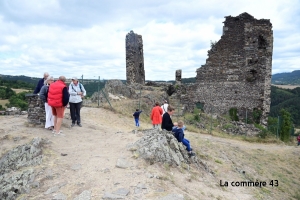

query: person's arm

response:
[178,130,184,142]
[81,84,87,96]
[62,87,69,107]
[33,79,43,94]
[39,86,46,102]
[159,107,163,115]
[69,84,77,96]
[150,109,154,120]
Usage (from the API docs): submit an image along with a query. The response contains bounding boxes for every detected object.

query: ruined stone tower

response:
[126,30,145,85]
[184,13,273,125]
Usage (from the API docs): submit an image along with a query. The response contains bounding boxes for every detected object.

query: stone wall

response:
[126,30,145,85]
[25,94,46,125]
[175,69,182,85]
[183,13,273,125]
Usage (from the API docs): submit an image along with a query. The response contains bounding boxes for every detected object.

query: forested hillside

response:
[269,86,300,126]
[272,70,300,85]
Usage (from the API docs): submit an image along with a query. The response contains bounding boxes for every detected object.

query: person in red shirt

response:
[48,76,69,136]
[150,102,163,129]
[297,135,300,146]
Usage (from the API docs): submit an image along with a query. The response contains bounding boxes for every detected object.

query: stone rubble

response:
[0,138,44,200]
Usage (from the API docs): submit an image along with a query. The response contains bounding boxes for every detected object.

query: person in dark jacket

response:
[161,105,175,131]
[33,72,49,94]
[39,76,54,130]
[133,109,143,127]
[48,76,69,136]
[173,120,195,157]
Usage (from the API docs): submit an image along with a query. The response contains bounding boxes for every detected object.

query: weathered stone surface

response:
[175,70,182,85]
[0,138,44,200]
[102,192,125,199]
[129,129,208,170]
[52,193,67,200]
[104,80,137,99]
[112,188,130,196]
[126,30,145,85]
[182,13,273,125]
[116,158,132,169]
[25,94,46,125]
[73,190,91,200]
[159,194,184,200]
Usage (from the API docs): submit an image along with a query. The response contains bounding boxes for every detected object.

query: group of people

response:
[133,100,195,157]
[34,72,86,136]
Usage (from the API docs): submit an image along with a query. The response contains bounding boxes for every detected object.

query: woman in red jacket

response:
[150,102,163,129]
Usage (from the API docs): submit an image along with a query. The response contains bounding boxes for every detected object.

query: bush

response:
[229,108,239,121]
[252,108,262,124]
[193,108,200,122]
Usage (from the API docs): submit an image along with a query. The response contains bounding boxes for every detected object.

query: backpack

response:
[70,83,83,93]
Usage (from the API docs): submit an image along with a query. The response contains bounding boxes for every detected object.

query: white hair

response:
[44,76,53,85]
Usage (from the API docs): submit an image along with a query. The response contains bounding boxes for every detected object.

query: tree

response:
[279,109,292,142]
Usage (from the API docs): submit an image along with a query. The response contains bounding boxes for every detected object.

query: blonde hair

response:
[178,120,184,127]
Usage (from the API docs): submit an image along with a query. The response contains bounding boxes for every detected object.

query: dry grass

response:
[11,88,31,93]
[272,84,300,89]
[0,99,9,108]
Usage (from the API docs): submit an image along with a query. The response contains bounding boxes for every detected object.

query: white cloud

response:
[0,0,299,80]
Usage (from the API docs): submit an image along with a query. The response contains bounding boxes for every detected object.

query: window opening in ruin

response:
[195,102,204,111]
[258,35,267,49]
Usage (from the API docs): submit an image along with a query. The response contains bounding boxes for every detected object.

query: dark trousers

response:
[70,102,82,124]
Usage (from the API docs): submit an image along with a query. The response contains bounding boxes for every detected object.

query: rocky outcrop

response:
[0,138,44,200]
[104,80,137,98]
[129,129,210,172]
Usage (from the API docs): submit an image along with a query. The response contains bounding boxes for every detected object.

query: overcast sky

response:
[0,0,299,80]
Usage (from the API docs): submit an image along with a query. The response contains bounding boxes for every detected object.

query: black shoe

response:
[188,152,195,157]
[71,123,75,127]
[77,123,82,127]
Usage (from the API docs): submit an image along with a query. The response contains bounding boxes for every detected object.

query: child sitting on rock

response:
[133,109,143,127]
[173,122,186,131]
[173,120,195,157]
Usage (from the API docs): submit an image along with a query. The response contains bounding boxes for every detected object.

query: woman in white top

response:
[68,77,86,127]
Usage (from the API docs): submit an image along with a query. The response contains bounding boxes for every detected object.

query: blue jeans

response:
[182,138,191,151]
[135,118,139,127]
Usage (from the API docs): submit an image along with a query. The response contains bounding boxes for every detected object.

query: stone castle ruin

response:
[183,13,273,125]
[126,30,145,85]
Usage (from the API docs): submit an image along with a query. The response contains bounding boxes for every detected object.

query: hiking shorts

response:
[52,106,65,118]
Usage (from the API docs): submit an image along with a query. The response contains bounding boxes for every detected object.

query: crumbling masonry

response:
[183,13,273,125]
[126,30,145,85]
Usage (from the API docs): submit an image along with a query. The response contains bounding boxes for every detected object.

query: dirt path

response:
[1,107,299,200]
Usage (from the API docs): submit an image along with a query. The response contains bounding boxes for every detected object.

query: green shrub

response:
[252,108,262,124]
[229,108,239,121]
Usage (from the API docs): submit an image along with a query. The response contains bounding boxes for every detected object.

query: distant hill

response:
[271,70,300,85]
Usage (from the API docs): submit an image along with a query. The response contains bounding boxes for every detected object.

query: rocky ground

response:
[0,107,300,200]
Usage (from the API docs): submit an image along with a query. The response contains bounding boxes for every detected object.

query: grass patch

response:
[214,159,223,164]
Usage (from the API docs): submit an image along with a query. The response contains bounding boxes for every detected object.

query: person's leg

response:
[182,138,191,151]
[55,107,65,134]
[75,102,82,124]
[45,103,50,128]
[69,103,76,124]
[135,118,139,127]
[137,119,140,127]
[52,107,57,132]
